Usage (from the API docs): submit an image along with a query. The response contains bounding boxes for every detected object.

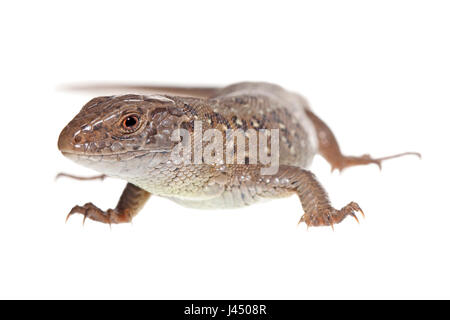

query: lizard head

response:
[58,94,191,176]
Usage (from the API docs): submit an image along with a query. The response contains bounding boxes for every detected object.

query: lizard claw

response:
[298,201,364,229]
[65,202,126,225]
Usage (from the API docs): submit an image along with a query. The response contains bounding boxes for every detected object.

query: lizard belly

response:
[167,181,294,209]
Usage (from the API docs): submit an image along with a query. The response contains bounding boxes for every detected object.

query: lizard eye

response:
[121,114,140,132]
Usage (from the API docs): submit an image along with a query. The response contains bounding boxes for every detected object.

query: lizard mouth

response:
[61,149,171,162]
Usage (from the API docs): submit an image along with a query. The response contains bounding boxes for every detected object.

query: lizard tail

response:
[59,83,222,99]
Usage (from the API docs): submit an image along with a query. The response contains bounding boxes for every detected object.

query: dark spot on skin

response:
[244,157,250,165]
[231,115,246,129]
[241,120,248,131]
[180,120,195,131]
[208,114,215,126]
[213,112,231,128]
[183,104,198,116]
[180,121,189,130]
[74,136,82,143]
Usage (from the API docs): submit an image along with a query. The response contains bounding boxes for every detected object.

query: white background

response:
[0,0,449,299]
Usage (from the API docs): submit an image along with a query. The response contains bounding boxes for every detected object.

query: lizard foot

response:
[331,152,421,172]
[66,202,131,225]
[298,201,364,229]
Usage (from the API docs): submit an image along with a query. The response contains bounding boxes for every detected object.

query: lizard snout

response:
[58,124,85,154]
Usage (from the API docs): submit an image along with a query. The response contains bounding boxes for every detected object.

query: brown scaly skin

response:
[58,82,420,228]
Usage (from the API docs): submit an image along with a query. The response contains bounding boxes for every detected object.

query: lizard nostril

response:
[74,135,83,144]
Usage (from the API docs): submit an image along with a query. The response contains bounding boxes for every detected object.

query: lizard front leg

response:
[66,183,151,224]
[240,165,364,228]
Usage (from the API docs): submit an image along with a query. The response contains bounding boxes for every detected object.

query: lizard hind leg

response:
[305,109,421,172]
[250,165,365,228]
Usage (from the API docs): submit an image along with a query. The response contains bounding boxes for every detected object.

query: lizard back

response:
[209,82,318,168]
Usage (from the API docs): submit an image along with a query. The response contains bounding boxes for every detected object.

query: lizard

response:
[57,82,420,228]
